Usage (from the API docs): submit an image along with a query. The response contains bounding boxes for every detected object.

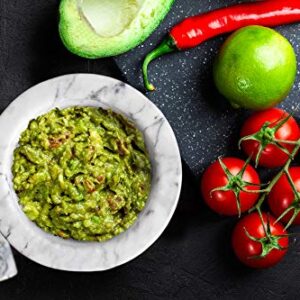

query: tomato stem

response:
[238,114,296,167]
[212,157,267,217]
[273,139,299,145]
[244,212,289,259]
[250,141,300,230]
[238,115,300,259]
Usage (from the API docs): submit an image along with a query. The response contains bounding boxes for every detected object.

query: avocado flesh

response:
[59,0,174,58]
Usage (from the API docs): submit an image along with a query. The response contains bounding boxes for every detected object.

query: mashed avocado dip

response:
[12,107,151,241]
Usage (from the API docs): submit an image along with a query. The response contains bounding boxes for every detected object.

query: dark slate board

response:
[114,0,300,177]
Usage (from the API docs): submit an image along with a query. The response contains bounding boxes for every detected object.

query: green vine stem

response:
[248,140,300,230]
[230,115,300,259]
[211,157,263,217]
[244,212,289,259]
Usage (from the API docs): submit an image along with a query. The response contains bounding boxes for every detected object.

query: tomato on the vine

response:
[201,157,260,216]
[232,212,288,268]
[240,108,300,168]
[269,167,300,226]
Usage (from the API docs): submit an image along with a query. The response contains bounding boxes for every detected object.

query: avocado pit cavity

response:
[78,0,144,37]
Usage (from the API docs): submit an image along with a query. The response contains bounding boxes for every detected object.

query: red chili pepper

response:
[142,0,300,91]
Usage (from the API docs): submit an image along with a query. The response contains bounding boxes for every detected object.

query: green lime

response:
[213,25,297,110]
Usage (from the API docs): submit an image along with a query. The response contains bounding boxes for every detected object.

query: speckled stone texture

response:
[115,0,300,177]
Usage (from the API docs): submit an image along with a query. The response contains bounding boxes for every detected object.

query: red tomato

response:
[240,108,300,168]
[268,167,300,225]
[232,212,288,268]
[201,157,260,216]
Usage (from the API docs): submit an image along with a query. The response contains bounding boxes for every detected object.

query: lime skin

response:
[213,26,297,110]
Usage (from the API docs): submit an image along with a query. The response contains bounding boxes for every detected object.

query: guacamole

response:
[12,107,151,241]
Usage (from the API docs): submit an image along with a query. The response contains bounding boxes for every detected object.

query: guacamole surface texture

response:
[12,107,151,241]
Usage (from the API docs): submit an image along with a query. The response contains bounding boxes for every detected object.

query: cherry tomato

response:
[201,157,260,216]
[240,108,300,168]
[232,212,288,268]
[268,167,300,225]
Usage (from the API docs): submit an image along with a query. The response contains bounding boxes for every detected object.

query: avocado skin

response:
[59,0,174,59]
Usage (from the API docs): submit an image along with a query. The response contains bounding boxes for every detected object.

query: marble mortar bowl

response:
[0,74,182,271]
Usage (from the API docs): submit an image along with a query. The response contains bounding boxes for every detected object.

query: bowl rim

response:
[0,74,182,271]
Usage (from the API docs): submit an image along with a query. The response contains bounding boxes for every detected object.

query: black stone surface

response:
[115,0,300,177]
[1,1,300,300]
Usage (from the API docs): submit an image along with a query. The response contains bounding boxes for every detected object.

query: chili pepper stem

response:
[142,36,177,91]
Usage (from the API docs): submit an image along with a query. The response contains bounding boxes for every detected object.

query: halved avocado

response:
[59,0,174,58]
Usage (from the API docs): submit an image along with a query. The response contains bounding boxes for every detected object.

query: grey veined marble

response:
[0,233,17,281]
[0,74,182,271]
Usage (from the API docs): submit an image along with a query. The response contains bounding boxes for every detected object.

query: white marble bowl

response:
[0,74,182,271]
